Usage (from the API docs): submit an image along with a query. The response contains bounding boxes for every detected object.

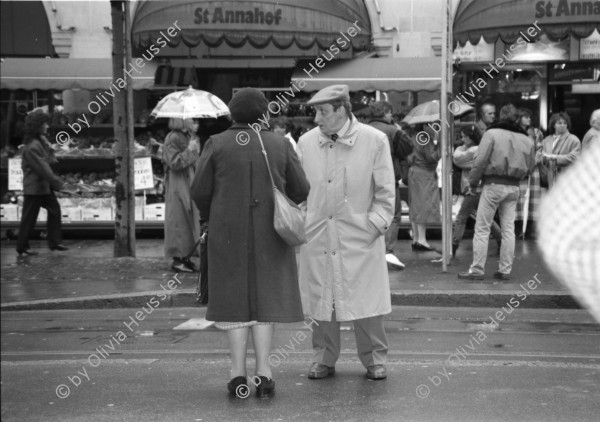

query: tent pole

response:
[440,0,454,271]
[112,0,136,257]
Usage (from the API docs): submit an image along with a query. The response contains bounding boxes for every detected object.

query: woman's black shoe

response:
[181,258,198,272]
[172,258,193,273]
[227,376,249,398]
[50,244,69,251]
[17,249,38,256]
[255,376,275,399]
[414,242,435,252]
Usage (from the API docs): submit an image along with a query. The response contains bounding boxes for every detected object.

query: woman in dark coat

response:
[16,111,68,255]
[407,123,441,251]
[190,88,310,399]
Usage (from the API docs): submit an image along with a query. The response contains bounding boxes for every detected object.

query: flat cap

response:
[306,84,350,105]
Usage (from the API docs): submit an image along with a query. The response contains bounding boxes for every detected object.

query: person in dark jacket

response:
[368,101,406,270]
[190,88,310,399]
[16,111,68,256]
[459,104,535,281]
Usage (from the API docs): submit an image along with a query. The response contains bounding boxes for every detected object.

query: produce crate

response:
[0,204,20,221]
[37,208,48,222]
[61,207,82,223]
[144,203,165,221]
[81,208,113,221]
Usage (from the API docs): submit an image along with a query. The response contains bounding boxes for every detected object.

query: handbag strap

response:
[256,131,277,190]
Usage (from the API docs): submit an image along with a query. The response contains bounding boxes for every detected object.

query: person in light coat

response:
[162,118,201,272]
[296,84,395,381]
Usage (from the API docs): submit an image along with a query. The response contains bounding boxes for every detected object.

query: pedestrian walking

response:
[16,111,68,256]
[162,117,201,272]
[450,125,502,258]
[368,101,410,269]
[474,102,496,139]
[514,108,544,239]
[581,109,600,151]
[190,88,310,399]
[458,104,535,281]
[271,117,297,151]
[296,84,395,381]
[408,123,441,252]
[538,112,581,189]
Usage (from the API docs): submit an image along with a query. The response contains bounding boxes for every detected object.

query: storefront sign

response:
[550,63,597,82]
[8,158,23,191]
[580,30,600,59]
[453,40,494,63]
[134,157,154,190]
[194,7,282,25]
[535,0,600,18]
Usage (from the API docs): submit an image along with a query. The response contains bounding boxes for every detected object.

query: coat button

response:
[328,216,332,219]
[329,145,333,149]
[332,251,336,255]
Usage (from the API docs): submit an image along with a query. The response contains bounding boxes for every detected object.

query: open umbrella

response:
[402,100,473,125]
[150,86,230,119]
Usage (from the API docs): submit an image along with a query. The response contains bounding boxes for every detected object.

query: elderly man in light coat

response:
[296,84,395,380]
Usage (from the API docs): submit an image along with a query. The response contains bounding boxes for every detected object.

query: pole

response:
[440,0,453,271]
[111,0,136,257]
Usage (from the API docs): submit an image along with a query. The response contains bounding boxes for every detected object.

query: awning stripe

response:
[291,58,442,92]
[0,58,158,91]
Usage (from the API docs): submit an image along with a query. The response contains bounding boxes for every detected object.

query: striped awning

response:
[0,58,158,91]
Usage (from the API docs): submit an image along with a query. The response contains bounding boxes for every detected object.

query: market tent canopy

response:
[132,0,370,54]
[0,1,55,57]
[291,57,442,92]
[454,0,600,46]
[0,58,158,91]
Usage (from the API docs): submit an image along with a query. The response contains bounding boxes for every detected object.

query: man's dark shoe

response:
[17,249,38,256]
[308,363,335,379]
[458,271,484,280]
[366,364,387,380]
[493,271,511,281]
[50,244,69,251]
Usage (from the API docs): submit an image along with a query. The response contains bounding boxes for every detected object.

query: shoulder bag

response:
[256,132,306,246]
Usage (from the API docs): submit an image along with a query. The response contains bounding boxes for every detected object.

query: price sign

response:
[134,157,154,190]
[8,158,23,191]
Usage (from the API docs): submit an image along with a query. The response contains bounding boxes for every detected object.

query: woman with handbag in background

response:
[190,88,310,399]
[538,112,581,189]
[407,123,441,252]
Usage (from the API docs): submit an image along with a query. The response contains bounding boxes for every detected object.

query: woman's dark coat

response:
[21,136,63,195]
[190,125,310,322]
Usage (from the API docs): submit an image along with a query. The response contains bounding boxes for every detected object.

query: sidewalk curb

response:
[0,290,581,311]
